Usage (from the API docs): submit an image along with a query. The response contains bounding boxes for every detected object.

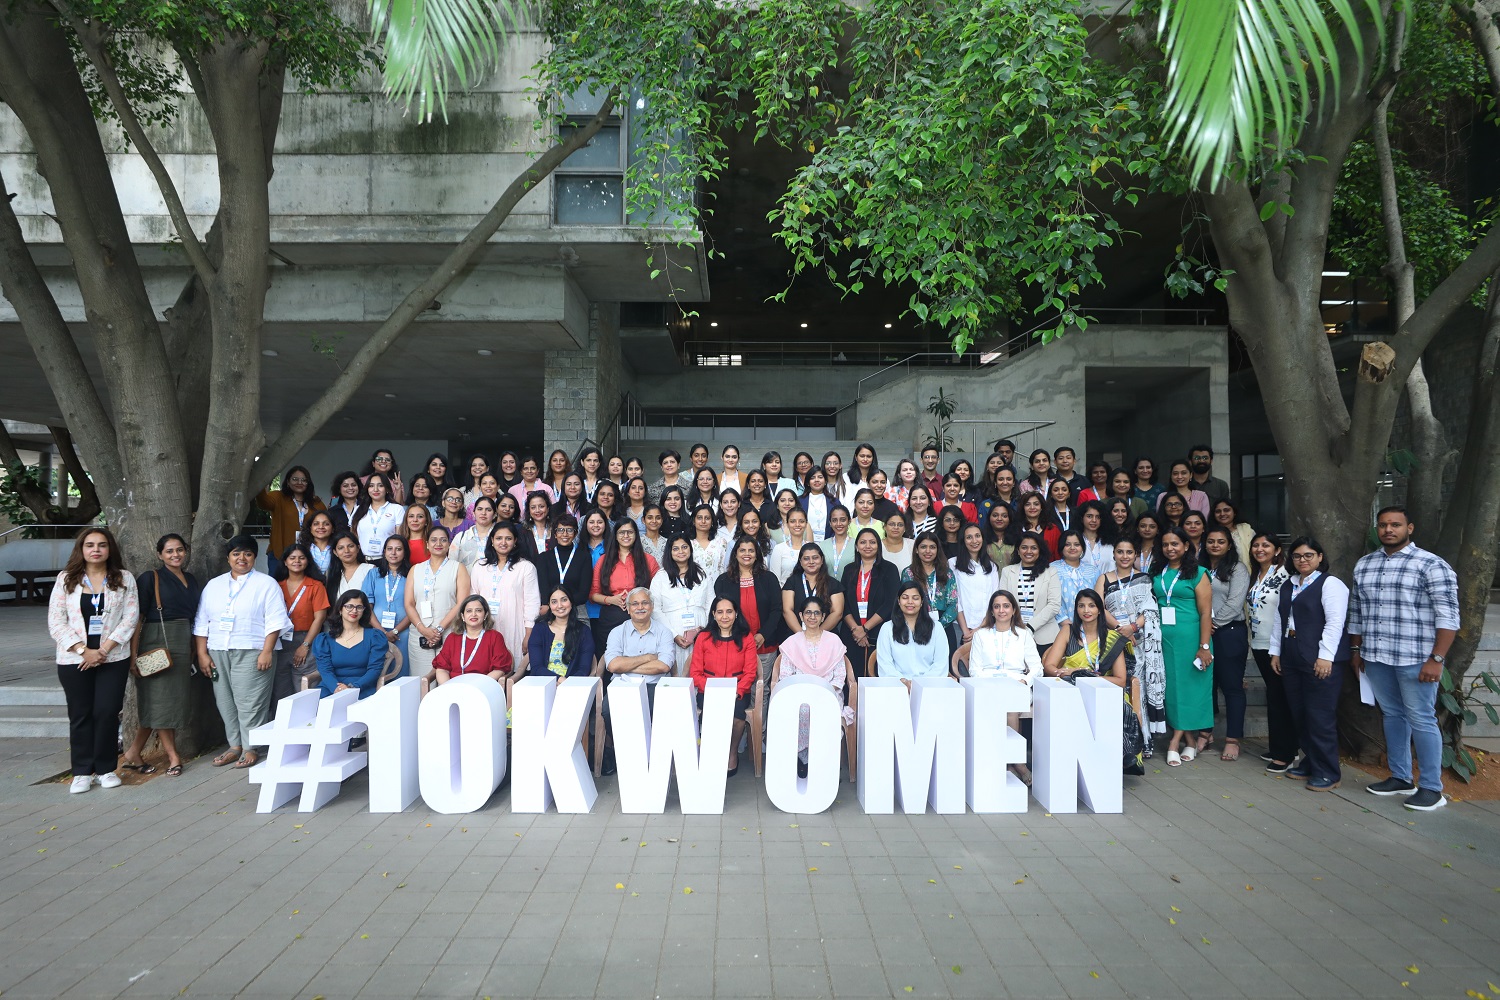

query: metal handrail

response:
[0,522,99,542]
[597,390,643,449]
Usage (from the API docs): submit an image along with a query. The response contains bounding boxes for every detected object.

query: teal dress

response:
[1153,565,1213,731]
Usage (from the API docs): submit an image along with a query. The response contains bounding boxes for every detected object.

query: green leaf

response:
[1484,704,1498,727]
[370,0,518,123]
[1440,667,1454,692]
[1483,672,1500,697]
[1259,200,1278,222]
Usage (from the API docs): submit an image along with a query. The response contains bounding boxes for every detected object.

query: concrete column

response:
[543,303,630,454]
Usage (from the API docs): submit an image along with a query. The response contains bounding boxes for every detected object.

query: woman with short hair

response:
[432,595,512,685]
[782,543,844,635]
[772,594,854,776]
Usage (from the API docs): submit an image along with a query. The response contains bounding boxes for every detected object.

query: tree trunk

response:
[1402,360,1456,533]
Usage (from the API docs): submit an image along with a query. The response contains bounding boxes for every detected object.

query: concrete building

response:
[1,27,1245,533]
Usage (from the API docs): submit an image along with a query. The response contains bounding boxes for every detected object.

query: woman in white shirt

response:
[650,536,714,675]
[688,504,726,580]
[48,527,141,792]
[328,531,374,601]
[351,473,402,561]
[451,496,498,568]
[718,444,747,496]
[964,588,1041,784]
[769,508,812,584]
[468,523,539,670]
[949,524,1000,643]
[998,532,1063,651]
[880,511,913,571]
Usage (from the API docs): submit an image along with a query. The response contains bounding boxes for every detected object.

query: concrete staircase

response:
[0,685,68,738]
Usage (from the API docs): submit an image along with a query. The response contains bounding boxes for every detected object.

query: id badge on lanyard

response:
[1159,570,1181,626]
[382,575,399,629]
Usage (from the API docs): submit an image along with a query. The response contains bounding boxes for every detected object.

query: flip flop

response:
[232,753,259,769]
[166,764,184,777]
[212,749,242,767]
[1166,750,1182,767]
[120,762,158,774]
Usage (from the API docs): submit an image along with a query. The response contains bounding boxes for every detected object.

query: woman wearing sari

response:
[1042,589,1146,775]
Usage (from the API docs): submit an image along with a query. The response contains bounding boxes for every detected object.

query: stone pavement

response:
[4,605,1500,999]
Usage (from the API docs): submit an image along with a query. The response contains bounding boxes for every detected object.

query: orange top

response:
[282,578,331,633]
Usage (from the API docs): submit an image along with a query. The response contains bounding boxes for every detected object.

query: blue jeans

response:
[1363,660,1442,792]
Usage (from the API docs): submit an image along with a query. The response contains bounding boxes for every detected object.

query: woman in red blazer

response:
[690,597,759,776]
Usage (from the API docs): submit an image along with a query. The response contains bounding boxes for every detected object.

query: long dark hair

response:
[1011,531,1052,579]
[464,453,491,491]
[375,535,411,578]
[360,449,400,480]
[708,596,751,644]
[280,465,315,502]
[275,543,327,584]
[481,523,520,568]
[326,589,374,634]
[665,536,707,588]
[847,443,878,484]
[909,530,951,586]
[299,510,336,551]
[598,520,652,594]
[952,524,994,575]
[1203,526,1241,582]
[62,526,127,591]
[794,542,833,597]
[890,582,935,645]
[535,586,589,663]
[424,452,454,487]
[1152,526,1200,577]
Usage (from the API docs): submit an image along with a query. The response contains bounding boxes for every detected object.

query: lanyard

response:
[554,544,578,581]
[1082,632,1101,670]
[459,632,483,673]
[802,574,817,597]
[1290,570,1320,602]
[82,575,104,615]
[830,537,848,565]
[285,581,309,615]
[384,572,399,606]
[856,568,872,603]
[1163,569,1182,604]
[293,498,308,528]
[532,524,549,549]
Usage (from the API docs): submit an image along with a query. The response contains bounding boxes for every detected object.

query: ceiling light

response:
[709,322,718,328]
[261,349,278,357]
[477,349,493,356]
[884,323,892,329]
[1322,270,1350,277]
[384,393,397,398]
[457,416,467,422]
[800,323,808,328]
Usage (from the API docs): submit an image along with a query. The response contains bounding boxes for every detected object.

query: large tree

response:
[0,0,810,578]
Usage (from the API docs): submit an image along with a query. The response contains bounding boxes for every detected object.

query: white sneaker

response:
[97,772,122,789]
[70,775,92,794]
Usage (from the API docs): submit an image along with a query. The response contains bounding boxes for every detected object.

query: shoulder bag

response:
[135,571,173,677]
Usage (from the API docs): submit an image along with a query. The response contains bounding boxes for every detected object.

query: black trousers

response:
[57,660,129,776]
[1280,646,1343,781]
[1251,648,1299,764]
[1210,621,1249,739]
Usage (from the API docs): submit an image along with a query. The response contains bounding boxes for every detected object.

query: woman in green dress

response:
[1152,527,1214,766]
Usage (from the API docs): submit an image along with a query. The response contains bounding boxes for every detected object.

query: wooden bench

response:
[4,569,61,604]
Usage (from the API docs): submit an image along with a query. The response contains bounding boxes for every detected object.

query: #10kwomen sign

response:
[246,674,1124,817]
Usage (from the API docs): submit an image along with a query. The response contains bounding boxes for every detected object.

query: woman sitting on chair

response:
[311,590,389,700]
[1041,588,1146,775]
[874,583,950,686]
[690,597,759,776]
[773,594,856,778]
[432,595,513,685]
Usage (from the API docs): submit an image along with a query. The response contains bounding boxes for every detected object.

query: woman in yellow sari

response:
[1042,588,1146,775]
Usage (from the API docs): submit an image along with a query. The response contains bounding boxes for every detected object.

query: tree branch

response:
[48,425,100,520]
[0,421,57,518]
[0,167,122,481]
[53,4,216,286]
[252,95,620,486]
[1202,181,1280,314]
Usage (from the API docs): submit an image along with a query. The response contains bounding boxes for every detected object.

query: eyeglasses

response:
[801,609,825,618]
[374,457,392,464]
[1291,552,1319,561]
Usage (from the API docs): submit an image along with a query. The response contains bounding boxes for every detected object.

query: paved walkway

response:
[3,605,1500,999]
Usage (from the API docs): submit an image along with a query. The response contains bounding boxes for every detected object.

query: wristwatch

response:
[1432,653,1446,664]
[1200,643,1211,650]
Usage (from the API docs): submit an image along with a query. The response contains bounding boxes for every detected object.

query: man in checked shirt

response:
[1348,506,1461,812]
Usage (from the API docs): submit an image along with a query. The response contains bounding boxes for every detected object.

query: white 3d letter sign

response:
[1031,677,1124,814]
[510,676,600,814]
[857,677,966,814]
[609,677,733,814]
[251,663,1124,817]
[763,675,842,814]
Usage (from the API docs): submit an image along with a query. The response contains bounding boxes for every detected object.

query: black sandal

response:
[166,764,183,776]
[120,761,158,775]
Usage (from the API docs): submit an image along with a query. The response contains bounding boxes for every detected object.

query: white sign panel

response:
[510,676,600,814]
[1031,677,1124,814]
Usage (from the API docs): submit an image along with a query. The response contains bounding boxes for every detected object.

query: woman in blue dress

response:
[312,591,389,700]
[363,536,411,674]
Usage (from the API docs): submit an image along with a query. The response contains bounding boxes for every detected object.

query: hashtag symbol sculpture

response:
[247,688,368,812]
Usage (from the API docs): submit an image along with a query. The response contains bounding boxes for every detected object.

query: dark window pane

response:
[555,176,623,225]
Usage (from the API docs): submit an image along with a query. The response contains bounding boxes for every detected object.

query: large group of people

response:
[47,442,1460,811]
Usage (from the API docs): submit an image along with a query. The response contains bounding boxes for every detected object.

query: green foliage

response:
[371,0,509,123]
[924,388,957,451]
[1330,141,1480,301]
[1154,0,1383,186]
[1438,667,1500,783]
[62,0,375,135]
[771,0,1164,351]
[0,463,58,539]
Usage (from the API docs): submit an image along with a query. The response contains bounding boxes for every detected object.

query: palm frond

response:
[1156,0,1383,185]
[370,0,522,123]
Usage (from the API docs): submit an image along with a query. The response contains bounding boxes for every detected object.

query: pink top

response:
[777,630,849,690]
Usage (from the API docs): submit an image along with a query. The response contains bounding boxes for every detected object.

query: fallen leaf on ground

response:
[683,887,693,894]
[615,883,624,890]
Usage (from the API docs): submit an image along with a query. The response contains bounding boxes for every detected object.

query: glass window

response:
[555,176,623,225]
[560,124,623,171]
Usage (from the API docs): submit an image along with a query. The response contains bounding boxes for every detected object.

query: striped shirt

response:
[1348,543,1460,665]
